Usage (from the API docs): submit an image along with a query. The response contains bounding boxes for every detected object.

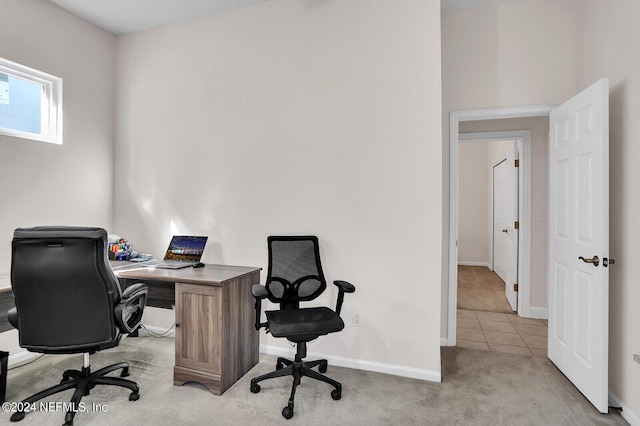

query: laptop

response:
[143,235,208,269]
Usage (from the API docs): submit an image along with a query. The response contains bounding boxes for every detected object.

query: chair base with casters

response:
[250,341,341,419]
[10,352,139,426]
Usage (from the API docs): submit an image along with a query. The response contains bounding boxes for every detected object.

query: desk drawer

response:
[119,278,174,309]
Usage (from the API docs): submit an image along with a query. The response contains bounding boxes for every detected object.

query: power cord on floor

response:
[139,323,176,337]
[8,324,175,370]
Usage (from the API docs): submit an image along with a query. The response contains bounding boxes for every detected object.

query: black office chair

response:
[250,236,356,419]
[7,226,148,426]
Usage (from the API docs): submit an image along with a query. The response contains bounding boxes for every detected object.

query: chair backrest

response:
[11,226,123,353]
[265,236,326,309]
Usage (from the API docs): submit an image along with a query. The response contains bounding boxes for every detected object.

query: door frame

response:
[447,105,555,346]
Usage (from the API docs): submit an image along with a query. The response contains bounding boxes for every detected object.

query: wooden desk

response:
[113,263,261,395]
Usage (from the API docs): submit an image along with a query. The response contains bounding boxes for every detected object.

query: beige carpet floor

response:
[458,265,514,313]
[3,335,628,425]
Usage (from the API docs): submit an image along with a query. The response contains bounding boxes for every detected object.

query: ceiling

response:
[441,0,520,14]
[49,0,520,36]
[48,0,271,35]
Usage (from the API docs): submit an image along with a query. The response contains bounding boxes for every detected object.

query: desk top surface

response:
[111,262,261,286]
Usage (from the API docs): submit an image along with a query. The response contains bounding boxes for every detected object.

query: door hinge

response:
[515,159,520,167]
[514,283,518,292]
[514,221,519,229]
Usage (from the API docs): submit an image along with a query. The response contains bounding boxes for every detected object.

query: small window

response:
[0,57,62,144]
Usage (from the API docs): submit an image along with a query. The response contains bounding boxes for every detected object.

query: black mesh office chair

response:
[250,236,356,419]
[7,226,148,426]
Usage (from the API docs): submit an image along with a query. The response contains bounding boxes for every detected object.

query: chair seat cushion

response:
[265,307,344,340]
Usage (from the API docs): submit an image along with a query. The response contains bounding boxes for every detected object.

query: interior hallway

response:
[457,265,548,356]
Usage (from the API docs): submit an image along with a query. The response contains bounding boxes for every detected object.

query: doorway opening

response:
[448,105,555,347]
[449,80,610,413]
[457,134,522,315]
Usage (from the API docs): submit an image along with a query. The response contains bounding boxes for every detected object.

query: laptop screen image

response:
[163,235,208,263]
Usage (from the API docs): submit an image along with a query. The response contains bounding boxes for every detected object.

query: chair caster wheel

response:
[129,391,140,401]
[10,411,25,422]
[319,361,328,373]
[250,383,261,393]
[276,363,284,370]
[64,412,75,425]
[331,389,341,400]
[282,405,294,419]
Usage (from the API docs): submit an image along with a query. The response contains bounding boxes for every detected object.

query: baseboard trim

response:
[7,329,443,384]
[609,390,640,426]
[523,307,547,319]
[259,344,441,383]
[141,328,443,383]
[457,261,490,268]
[8,350,41,368]
[0,274,10,288]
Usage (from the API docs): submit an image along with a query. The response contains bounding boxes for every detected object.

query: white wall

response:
[0,0,116,353]
[458,142,489,265]
[577,0,640,421]
[114,0,443,378]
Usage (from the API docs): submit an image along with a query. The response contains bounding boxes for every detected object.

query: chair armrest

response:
[7,307,18,329]
[252,284,268,299]
[333,280,356,315]
[114,283,148,333]
[122,283,147,300]
[334,280,355,293]
[252,284,268,331]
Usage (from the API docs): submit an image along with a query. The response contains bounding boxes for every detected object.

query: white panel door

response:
[492,142,518,311]
[492,158,508,281]
[548,78,609,413]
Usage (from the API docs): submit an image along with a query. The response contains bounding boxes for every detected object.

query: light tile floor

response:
[457,309,548,356]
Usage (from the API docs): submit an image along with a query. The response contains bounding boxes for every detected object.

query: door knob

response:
[579,255,600,267]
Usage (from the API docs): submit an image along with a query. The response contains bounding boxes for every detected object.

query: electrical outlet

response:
[352,310,361,327]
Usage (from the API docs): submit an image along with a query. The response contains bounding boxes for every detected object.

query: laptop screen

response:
[163,236,208,262]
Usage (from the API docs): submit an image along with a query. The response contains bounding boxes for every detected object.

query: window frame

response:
[0,57,63,144]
